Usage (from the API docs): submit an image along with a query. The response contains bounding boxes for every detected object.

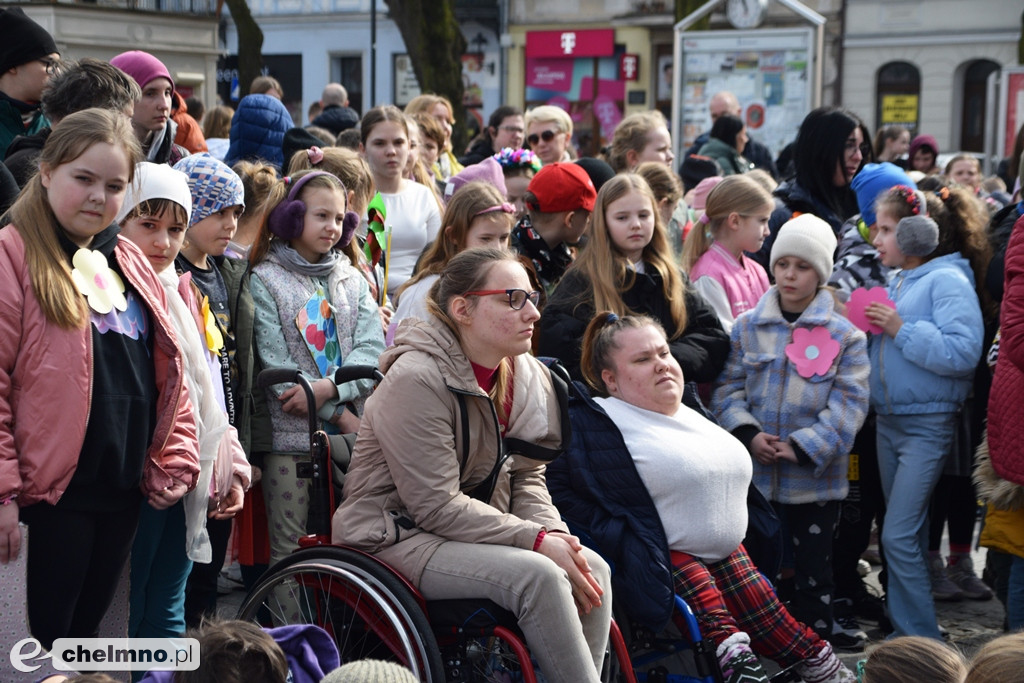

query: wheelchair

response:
[237,366,725,682]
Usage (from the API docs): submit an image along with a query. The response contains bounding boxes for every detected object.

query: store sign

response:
[525,29,615,58]
[881,94,918,124]
[525,58,574,92]
[619,54,639,81]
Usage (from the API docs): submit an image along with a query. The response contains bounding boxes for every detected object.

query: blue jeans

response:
[1008,554,1024,631]
[876,412,955,639]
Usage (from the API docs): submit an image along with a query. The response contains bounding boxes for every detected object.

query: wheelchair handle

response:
[256,367,303,391]
[333,365,384,385]
[258,367,319,436]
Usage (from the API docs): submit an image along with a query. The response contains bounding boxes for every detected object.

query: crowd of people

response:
[2,10,1024,682]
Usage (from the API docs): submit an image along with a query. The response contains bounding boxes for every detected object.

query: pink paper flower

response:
[847,287,895,334]
[786,326,840,378]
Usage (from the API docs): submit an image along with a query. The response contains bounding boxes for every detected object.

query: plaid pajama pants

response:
[671,544,823,667]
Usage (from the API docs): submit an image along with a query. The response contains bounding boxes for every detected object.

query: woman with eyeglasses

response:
[753,106,872,270]
[460,105,526,167]
[525,105,575,165]
[334,247,613,683]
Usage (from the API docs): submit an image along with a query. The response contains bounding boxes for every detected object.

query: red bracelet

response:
[532,529,547,552]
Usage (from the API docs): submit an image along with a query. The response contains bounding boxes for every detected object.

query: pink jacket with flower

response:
[0,226,199,506]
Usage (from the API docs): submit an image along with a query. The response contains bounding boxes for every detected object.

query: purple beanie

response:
[444,157,507,202]
[908,134,938,162]
[110,50,174,92]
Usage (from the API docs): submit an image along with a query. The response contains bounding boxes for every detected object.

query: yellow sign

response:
[881,95,918,124]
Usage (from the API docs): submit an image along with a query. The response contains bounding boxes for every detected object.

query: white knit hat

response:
[116,162,193,224]
[769,213,838,285]
[321,659,419,683]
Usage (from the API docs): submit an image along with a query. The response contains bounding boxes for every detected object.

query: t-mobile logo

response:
[560,32,576,54]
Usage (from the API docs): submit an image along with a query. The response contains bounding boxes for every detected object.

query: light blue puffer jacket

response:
[868,252,983,415]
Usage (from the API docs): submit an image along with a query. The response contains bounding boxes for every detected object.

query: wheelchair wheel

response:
[237,546,445,682]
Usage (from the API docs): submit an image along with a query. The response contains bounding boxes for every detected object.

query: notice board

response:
[673,28,815,161]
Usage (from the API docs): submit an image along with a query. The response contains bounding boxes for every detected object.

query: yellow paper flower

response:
[201,295,224,352]
[70,248,127,314]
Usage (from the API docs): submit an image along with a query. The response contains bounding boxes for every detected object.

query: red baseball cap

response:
[526,162,597,213]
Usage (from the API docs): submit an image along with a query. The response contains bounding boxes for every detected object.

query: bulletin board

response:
[672,28,816,161]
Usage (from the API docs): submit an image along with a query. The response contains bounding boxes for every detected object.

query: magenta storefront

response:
[524,28,627,158]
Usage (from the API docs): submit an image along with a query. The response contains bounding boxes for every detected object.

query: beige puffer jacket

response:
[332,316,568,584]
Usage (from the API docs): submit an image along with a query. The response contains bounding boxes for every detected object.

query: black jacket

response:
[537,266,730,383]
[311,104,359,136]
[3,127,49,188]
[458,137,496,167]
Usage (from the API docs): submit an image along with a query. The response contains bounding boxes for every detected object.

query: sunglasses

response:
[527,130,559,146]
[464,288,541,311]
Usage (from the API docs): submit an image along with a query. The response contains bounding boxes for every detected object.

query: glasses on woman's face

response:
[845,139,872,158]
[464,288,541,311]
[527,130,558,146]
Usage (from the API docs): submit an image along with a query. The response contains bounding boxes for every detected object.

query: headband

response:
[473,202,515,218]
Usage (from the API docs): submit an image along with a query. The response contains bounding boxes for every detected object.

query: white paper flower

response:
[70,248,127,315]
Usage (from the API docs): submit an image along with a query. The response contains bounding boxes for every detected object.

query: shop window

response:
[331,55,363,116]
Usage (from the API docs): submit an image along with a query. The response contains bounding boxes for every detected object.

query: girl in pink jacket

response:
[682,175,775,333]
[0,109,199,650]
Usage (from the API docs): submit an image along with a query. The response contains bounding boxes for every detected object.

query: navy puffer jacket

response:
[226,94,293,171]
[547,382,715,631]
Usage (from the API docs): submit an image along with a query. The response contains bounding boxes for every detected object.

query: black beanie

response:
[574,157,616,192]
[680,154,723,192]
[282,126,328,171]
[0,8,58,75]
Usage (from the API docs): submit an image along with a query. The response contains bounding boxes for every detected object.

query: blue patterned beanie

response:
[173,153,246,227]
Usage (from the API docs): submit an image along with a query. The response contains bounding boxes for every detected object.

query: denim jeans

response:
[1008,554,1024,631]
[419,540,612,683]
[876,412,955,639]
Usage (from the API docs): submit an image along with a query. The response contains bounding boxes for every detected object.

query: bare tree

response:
[383,0,468,147]
[222,0,264,99]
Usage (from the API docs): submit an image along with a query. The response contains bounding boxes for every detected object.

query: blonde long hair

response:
[680,174,773,272]
[570,174,687,338]
[9,108,141,329]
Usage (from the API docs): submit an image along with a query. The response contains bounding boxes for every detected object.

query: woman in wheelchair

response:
[547,313,856,683]
[332,248,613,682]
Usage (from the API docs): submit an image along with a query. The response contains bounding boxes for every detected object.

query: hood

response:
[5,127,48,156]
[898,251,974,286]
[384,315,481,394]
[974,437,1024,511]
[267,624,340,683]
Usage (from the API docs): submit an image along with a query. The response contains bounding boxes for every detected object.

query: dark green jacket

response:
[218,255,272,464]
[0,98,47,162]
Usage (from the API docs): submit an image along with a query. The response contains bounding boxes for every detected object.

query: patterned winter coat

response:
[713,287,869,504]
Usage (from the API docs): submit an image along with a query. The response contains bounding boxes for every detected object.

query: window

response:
[875,61,920,136]
[331,55,363,116]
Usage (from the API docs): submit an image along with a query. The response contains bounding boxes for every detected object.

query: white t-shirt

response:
[387,274,439,344]
[596,396,752,561]
[378,181,442,297]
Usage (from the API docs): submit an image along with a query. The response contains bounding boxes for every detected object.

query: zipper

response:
[878,273,905,415]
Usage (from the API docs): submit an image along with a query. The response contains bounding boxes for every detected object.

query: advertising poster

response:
[674,28,815,160]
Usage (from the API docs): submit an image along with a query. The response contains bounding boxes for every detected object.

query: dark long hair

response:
[710,114,744,150]
[792,106,865,220]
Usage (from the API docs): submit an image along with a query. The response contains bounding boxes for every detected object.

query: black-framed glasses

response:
[464,288,541,310]
[527,130,558,146]
[38,57,60,76]
[845,139,872,158]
